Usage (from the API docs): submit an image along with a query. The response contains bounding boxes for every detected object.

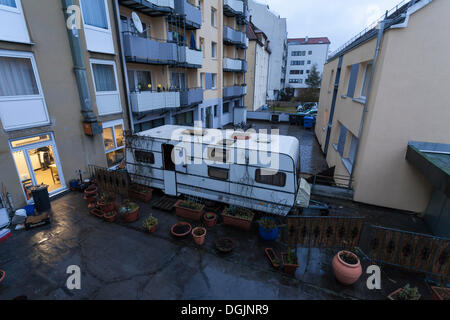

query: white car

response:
[296,102,318,112]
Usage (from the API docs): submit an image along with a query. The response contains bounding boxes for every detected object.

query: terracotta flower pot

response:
[103,210,117,223]
[203,212,217,227]
[192,227,207,245]
[174,200,204,221]
[171,222,192,238]
[281,253,299,275]
[84,185,98,197]
[129,185,153,203]
[332,251,362,285]
[431,286,450,301]
[98,200,115,213]
[146,224,157,234]
[122,206,139,223]
[221,208,254,230]
[215,238,234,253]
[90,208,104,219]
[265,248,281,269]
[0,270,5,284]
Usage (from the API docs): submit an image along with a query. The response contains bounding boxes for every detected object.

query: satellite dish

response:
[131,12,143,34]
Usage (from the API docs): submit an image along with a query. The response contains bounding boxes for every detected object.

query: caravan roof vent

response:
[183,129,207,137]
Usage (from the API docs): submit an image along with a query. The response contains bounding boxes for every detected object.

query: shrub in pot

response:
[332,250,362,285]
[143,214,158,233]
[129,184,153,203]
[84,185,97,197]
[192,227,207,245]
[97,192,115,213]
[120,201,140,223]
[203,212,217,227]
[258,217,279,241]
[103,210,117,223]
[281,248,299,275]
[174,200,204,221]
[388,284,421,300]
[221,206,254,230]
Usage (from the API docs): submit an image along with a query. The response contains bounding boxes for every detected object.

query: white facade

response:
[248,0,287,100]
[252,42,270,111]
[286,38,330,91]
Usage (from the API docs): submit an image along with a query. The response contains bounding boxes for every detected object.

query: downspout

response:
[61,0,99,131]
[347,19,388,189]
[112,0,134,133]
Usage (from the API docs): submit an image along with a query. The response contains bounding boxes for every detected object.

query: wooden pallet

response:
[152,196,178,212]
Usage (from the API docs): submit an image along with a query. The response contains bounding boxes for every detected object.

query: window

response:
[102,120,125,168]
[289,79,301,84]
[306,70,310,74]
[308,50,312,55]
[0,0,16,8]
[291,61,300,66]
[336,124,347,156]
[134,150,155,164]
[200,37,205,57]
[92,63,117,92]
[0,56,39,96]
[170,72,187,90]
[211,74,217,89]
[211,7,217,27]
[348,135,358,165]
[292,51,305,56]
[214,105,218,117]
[80,0,108,30]
[289,70,300,75]
[300,70,304,75]
[208,166,229,181]
[255,169,286,187]
[360,63,373,98]
[307,60,311,64]
[346,63,360,98]
[128,70,152,92]
[200,0,204,21]
[175,111,194,126]
[223,102,230,113]
[134,117,164,132]
[211,42,217,58]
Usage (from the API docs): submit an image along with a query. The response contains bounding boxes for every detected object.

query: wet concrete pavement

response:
[0,189,435,300]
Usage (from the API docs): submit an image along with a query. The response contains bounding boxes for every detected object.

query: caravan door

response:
[162,143,177,196]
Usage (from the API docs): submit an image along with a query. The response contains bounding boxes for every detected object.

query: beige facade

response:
[0,0,129,209]
[315,0,450,213]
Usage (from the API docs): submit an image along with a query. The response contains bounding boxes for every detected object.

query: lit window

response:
[102,120,125,168]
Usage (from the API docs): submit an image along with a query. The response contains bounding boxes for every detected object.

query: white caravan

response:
[126,125,306,216]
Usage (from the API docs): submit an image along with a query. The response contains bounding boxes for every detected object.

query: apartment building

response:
[286,37,330,95]
[118,0,248,132]
[315,0,450,222]
[247,0,287,100]
[245,22,270,111]
[0,0,130,208]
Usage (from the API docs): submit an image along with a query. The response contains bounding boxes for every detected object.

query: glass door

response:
[12,150,34,201]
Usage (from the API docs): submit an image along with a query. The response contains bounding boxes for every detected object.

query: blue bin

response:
[258,217,279,241]
[304,116,314,129]
[23,204,35,216]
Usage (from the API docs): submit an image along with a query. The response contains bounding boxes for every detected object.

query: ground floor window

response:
[9,133,65,201]
[134,117,165,132]
[174,111,194,126]
[102,120,125,168]
[223,102,230,113]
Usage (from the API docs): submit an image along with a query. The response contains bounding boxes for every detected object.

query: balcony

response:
[223,85,247,99]
[174,0,202,29]
[123,33,178,65]
[180,88,203,106]
[223,26,248,48]
[177,46,203,68]
[130,91,180,113]
[223,0,244,17]
[118,0,175,15]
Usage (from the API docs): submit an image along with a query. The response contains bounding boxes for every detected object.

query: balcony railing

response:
[118,0,175,14]
[180,88,204,106]
[177,46,203,68]
[223,26,248,48]
[123,33,178,65]
[223,85,247,99]
[223,58,247,72]
[130,91,180,113]
[174,0,202,29]
[223,0,244,17]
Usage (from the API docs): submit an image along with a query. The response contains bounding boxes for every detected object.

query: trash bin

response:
[31,185,51,213]
[304,116,314,129]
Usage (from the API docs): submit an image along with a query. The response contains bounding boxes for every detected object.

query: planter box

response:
[387,288,420,300]
[221,208,254,230]
[431,287,450,301]
[174,200,204,221]
[281,253,299,275]
[129,184,153,203]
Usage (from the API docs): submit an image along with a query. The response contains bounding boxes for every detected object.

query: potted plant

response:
[97,192,115,213]
[221,206,254,230]
[174,200,205,221]
[192,227,207,245]
[215,238,234,253]
[0,269,5,284]
[142,214,158,233]
[84,184,97,197]
[431,286,450,300]
[203,212,217,227]
[103,210,117,223]
[89,208,104,219]
[332,250,363,285]
[120,201,140,223]
[388,284,421,300]
[171,222,192,238]
[281,248,299,275]
[129,184,153,203]
[258,217,279,241]
[265,248,281,269]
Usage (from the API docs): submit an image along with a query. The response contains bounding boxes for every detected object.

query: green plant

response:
[396,284,421,300]
[143,214,158,229]
[179,200,203,211]
[286,247,298,265]
[122,200,138,213]
[205,213,215,219]
[194,228,205,236]
[104,210,115,218]
[223,206,254,220]
[258,218,277,230]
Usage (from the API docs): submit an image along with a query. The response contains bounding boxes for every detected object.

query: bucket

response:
[23,205,35,216]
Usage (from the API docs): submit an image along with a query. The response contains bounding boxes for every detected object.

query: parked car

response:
[296,102,317,112]
[297,107,318,117]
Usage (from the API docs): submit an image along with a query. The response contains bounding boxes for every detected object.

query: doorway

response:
[162,143,177,196]
[10,133,66,202]
[206,107,213,128]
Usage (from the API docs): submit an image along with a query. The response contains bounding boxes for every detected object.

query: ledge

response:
[352,97,366,105]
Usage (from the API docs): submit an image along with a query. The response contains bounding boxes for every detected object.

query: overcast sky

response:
[257,0,404,52]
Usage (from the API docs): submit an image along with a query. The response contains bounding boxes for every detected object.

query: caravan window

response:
[255,169,286,187]
[208,166,229,181]
[135,150,155,164]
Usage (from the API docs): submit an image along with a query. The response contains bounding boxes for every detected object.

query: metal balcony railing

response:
[174,0,202,29]
[180,88,204,106]
[223,85,247,98]
[130,90,181,113]
[223,26,248,48]
[118,0,175,14]
[223,58,247,72]
[223,0,244,17]
[177,46,203,68]
[123,33,178,65]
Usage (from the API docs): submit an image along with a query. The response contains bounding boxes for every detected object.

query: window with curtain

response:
[92,63,117,92]
[80,0,108,30]
[255,169,286,187]
[0,56,39,97]
[0,0,16,8]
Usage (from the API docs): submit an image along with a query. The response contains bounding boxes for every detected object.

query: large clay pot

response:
[332,251,362,285]
[192,227,206,245]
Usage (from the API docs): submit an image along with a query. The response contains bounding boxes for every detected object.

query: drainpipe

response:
[61,0,100,133]
[347,19,388,189]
